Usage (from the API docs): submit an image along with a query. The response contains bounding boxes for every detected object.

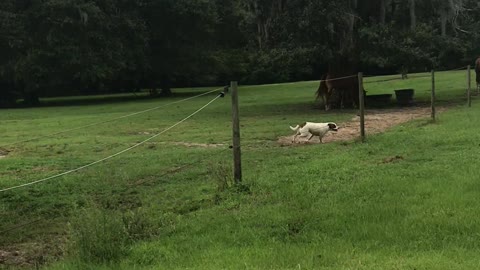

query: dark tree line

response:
[1,0,479,107]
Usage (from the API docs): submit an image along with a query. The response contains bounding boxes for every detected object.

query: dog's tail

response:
[290,125,300,132]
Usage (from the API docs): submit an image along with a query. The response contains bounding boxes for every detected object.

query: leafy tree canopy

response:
[0,0,479,107]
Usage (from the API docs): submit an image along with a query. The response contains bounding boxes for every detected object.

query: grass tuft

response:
[70,209,129,264]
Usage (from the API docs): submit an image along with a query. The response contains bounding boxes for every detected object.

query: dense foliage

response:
[0,0,479,106]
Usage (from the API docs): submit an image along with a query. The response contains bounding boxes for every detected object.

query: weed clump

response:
[208,162,251,205]
[70,208,158,264]
[71,209,129,263]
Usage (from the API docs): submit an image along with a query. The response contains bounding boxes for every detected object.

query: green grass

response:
[363,70,471,104]
[1,70,479,269]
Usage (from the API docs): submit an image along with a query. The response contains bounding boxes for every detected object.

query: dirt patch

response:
[0,149,9,159]
[152,141,226,148]
[137,131,152,135]
[382,155,404,164]
[0,249,26,266]
[0,242,64,268]
[278,106,446,146]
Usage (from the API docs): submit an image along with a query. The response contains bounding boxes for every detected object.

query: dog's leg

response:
[292,133,297,143]
[307,134,314,141]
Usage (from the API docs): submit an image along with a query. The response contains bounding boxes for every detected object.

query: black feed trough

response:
[365,94,392,108]
[395,89,415,106]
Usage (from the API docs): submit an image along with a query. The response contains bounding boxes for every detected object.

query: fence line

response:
[0,146,230,235]
[364,76,404,84]
[363,66,468,85]
[0,67,473,235]
[319,74,358,83]
[0,219,41,235]
[0,92,225,193]
[233,66,469,90]
[327,65,469,85]
[442,65,469,72]
[130,146,230,187]
[311,65,468,87]
[1,87,224,149]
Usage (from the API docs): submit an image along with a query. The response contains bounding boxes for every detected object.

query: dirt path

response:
[278,106,445,145]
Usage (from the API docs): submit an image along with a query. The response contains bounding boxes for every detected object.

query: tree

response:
[141,0,219,95]
[8,0,148,105]
[1,0,480,107]
[0,0,25,107]
[409,0,416,30]
[432,0,466,36]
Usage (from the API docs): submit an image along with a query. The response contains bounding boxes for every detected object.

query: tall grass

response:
[69,207,158,265]
[70,209,130,263]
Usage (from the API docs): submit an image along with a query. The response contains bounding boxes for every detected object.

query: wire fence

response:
[318,74,358,83]
[0,87,225,149]
[0,65,476,240]
[1,66,474,192]
[365,65,476,139]
[0,146,231,235]
[0,87,230,236]
[0,91,226,193]
[0,219,42,235]
[363,66,468,85]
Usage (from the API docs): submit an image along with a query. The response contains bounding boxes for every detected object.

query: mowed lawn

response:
[1,70,480,269]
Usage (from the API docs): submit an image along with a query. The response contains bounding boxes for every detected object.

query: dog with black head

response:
[290,122,339,143]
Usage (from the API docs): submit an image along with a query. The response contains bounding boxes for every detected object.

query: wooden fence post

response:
[431,70,436,122]
[467,65,471,107]
[358,72,365,142]
[231,81,242,183]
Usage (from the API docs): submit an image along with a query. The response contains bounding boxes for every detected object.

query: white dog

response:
[290,122,338,143]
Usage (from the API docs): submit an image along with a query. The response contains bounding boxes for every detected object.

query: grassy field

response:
[1,70,480,269]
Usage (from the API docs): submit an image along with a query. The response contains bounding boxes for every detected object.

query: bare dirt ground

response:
[0,242,63,268]
[150,141,226,148]
[278,106,446,146]
[0,249,31,267]
[0,148,8,159]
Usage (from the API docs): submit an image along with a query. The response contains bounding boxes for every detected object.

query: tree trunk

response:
[342,0,358,53]
[325,57,360,110]
[0,92,16,108]
[256,19,264,49]
[409,0,416,30]
[160,87,172,97]
[159,76,172,97]
[253,1,264,50]
[24,91,39,106]
[379,0,386,24]
[149,88,158,97]
[440,10,448,36]
[252,0,285,50]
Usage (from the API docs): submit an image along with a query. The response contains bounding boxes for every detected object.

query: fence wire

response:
[1,87,224,149]
[0,92,226,193]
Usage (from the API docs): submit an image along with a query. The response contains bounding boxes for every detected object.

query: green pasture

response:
[1,70,479,269]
